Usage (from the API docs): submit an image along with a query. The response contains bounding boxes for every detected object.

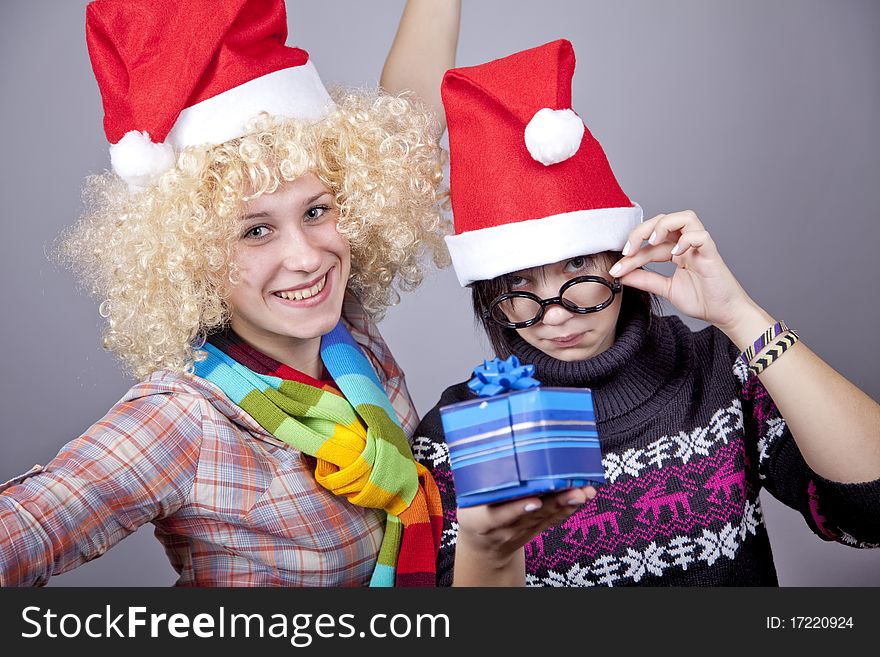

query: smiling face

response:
[227,173,350,369]
[503,255,622,362]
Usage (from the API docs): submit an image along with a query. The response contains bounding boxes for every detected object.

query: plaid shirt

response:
[0,296,419,587]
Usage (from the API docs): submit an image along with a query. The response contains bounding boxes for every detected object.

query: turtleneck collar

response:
[508,308,694,426]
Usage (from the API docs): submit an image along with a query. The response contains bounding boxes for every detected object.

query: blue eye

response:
[564,256,587,273]
[243,225,270,239]
[305,205,329,221]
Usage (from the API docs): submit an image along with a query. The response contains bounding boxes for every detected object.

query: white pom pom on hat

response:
[108,131,175,192]
[440,39,643,286]
[524,107,585,166]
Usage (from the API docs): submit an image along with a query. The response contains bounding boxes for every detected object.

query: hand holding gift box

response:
[440,357,605,507]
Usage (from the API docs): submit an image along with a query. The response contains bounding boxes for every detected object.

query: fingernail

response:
[648,231,658,245]
[567,498,584,506]
[524,502,541,512]
[670,243,680,256]
[608,263,622,277]
[621,241,631,257]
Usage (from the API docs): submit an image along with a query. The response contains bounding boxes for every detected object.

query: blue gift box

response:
[439,358,604,507]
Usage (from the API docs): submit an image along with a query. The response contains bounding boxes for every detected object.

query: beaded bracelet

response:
[739,320,789,366]
[747,330,799,377]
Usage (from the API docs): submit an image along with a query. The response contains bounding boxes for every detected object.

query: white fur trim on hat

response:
[109,130,175,192]
[165,61,336,149]
[523,108,585,166]
[445,205,643,286]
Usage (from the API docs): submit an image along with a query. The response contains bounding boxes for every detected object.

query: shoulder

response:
[32,372,222,480]
[123,370,210,401]
[644,314,753,405]
[438,379,475,407]
[690,322,749,385]
[656,314,744,380]
[411,379,472,468]
[82,372,212,450]
[109,370,259,439]
[116,371,215,420]
[431,379,475,418]
[414,379,473,438]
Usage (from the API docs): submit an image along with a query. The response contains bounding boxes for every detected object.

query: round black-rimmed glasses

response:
[485,275,622,329]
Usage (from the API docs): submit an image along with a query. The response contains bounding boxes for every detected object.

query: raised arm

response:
[612,210,880,485]
[381,0,461,138]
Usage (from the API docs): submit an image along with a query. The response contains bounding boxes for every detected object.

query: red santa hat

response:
[441,39,642,286]
[86,0,334,191]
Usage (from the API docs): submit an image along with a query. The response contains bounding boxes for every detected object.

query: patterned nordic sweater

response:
[412,311,880,586]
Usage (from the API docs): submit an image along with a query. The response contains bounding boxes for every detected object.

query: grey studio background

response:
[1,0,878,586]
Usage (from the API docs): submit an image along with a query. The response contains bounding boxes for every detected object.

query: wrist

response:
[716,299,775,352]
[452,538,525,587]
[455,529,518,571]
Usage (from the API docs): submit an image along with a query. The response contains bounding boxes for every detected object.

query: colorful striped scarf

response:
[193,322,442,586]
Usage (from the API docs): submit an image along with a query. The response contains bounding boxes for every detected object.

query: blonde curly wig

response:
[61,89,449,379]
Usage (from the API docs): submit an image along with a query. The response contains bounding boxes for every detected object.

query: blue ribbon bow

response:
[467,356,541,397]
